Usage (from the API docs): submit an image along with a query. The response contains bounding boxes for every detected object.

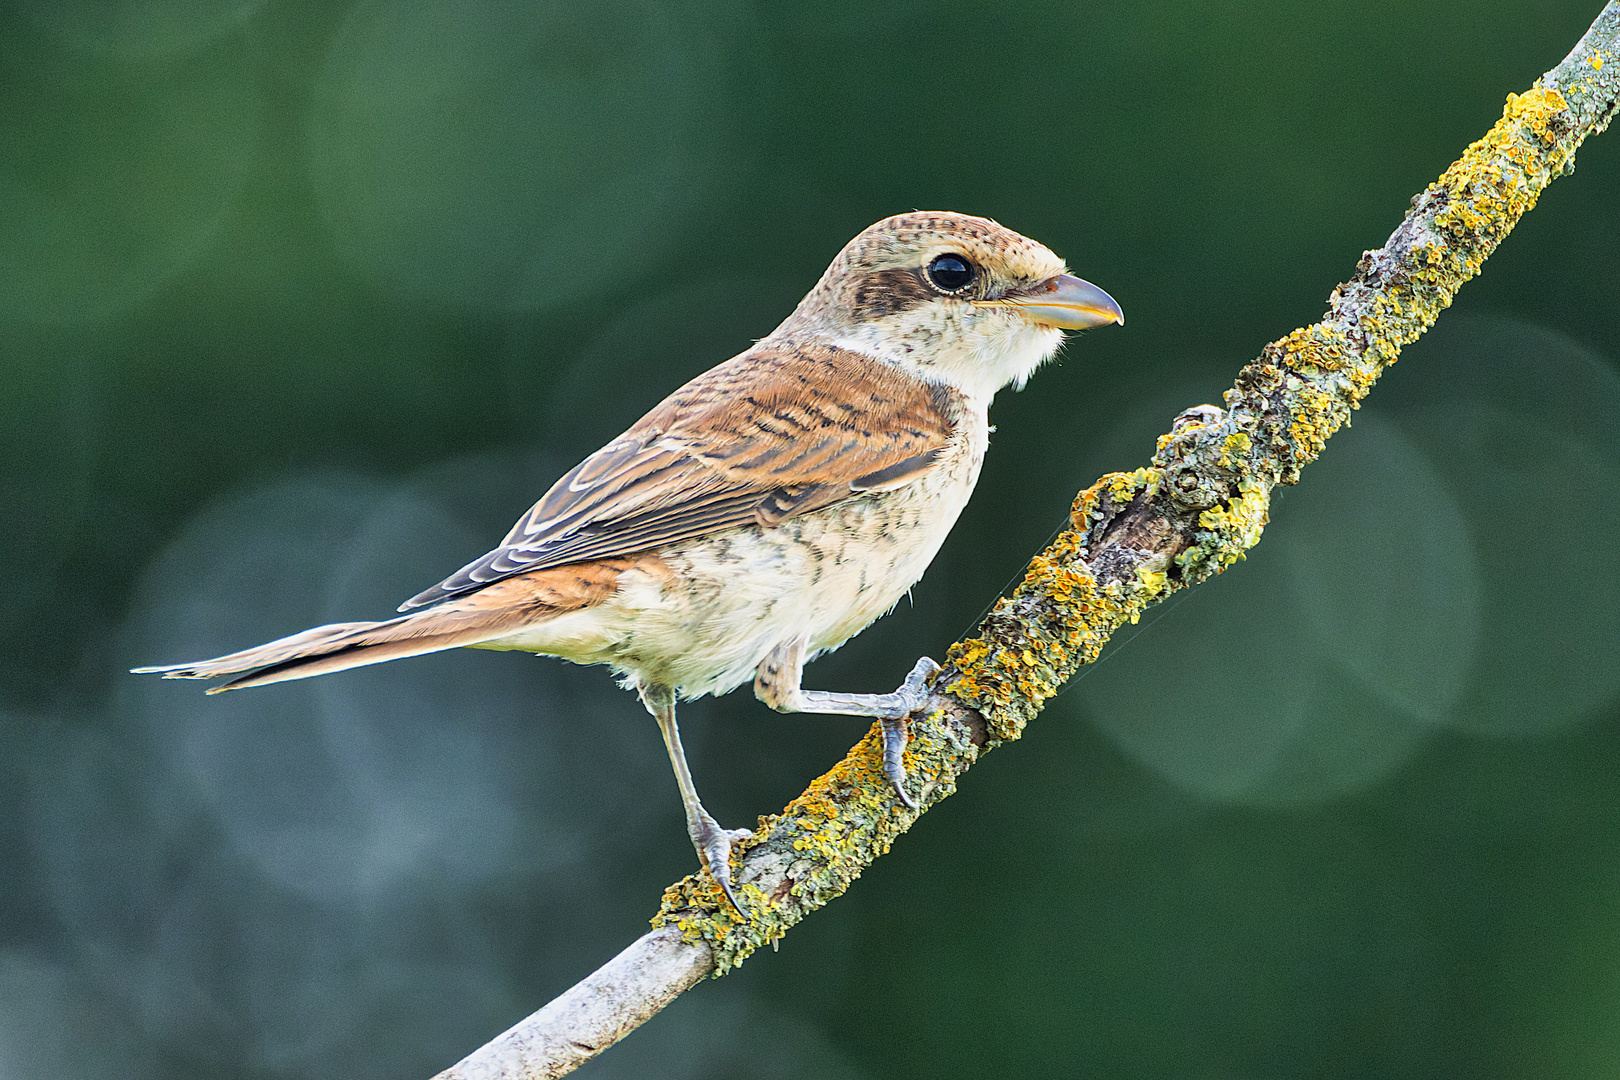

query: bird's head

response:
[772,211,1123,400]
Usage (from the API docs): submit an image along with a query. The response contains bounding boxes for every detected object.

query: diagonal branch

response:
[433,6,1620,1078]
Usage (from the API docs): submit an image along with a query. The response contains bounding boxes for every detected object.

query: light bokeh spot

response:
[27,457,696,1076]
[1276,414,1483,724]
[1385,315,1620,737]
[1069,313,1620,801]
[124,468,596,905]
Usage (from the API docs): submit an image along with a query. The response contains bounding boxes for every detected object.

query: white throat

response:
[823,315,1064,402]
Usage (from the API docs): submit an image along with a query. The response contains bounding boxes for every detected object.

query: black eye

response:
[925,253,976,293]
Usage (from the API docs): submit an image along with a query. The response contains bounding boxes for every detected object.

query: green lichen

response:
[1105,466,1163,506]
[1195,479,1271,571]
[945,468,1164,743]
[1218,430,1252,469]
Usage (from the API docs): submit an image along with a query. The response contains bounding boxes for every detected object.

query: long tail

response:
[131,604,528,693]
[132,560,633,693]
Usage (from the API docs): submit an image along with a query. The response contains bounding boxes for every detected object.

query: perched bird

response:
[134,211,1122,911]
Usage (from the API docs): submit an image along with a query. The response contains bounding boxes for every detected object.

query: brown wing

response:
[399,340,962,610]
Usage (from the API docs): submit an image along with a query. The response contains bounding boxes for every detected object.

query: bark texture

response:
[433,928,711,1080]
[433,6,1620,1078]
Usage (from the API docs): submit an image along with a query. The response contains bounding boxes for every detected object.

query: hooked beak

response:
[976,273,1124,330]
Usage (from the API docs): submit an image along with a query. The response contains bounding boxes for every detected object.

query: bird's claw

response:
[691,809,754,916]
[882,656,941,809]
[882,717,917,809]
[900,655,942,701]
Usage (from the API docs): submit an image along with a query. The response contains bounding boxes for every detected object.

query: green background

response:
[3,1,1620,1077]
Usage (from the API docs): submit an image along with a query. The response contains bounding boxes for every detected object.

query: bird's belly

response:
[650,479,969,695]
[489,458,980,698]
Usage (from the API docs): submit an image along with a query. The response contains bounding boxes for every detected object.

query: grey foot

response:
[691,808,754,915]
[877,655,943,720]
[882,656,941,809]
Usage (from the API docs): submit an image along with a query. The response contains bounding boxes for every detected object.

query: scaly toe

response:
[899,656,942,703]
[881,716,917,810]
[875,657,939,806]
[871,657,943,721]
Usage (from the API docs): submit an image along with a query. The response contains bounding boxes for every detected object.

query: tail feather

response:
[132,620,397,680]
[131,606,527,693]
[207,624,507,693]
[131,560,636,694]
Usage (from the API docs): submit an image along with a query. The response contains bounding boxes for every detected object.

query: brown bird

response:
[134,211,1122,911]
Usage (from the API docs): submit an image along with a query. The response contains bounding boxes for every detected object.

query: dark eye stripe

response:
[852,268,933,316]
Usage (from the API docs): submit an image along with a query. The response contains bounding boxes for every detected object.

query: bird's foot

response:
[756,650,941,809]
[870,655,941,720]
[880,656,941,809]
[690,807,754,916]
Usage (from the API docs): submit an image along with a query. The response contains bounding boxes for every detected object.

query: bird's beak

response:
[976,273,1124,329]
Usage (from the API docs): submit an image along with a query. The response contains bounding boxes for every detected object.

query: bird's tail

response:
[132,560,633,693]
[131,591,538,693]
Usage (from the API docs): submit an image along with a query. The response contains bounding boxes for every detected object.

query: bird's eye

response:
[925,253,976,293]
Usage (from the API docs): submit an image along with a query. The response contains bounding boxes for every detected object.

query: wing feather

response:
[400,341,962,610]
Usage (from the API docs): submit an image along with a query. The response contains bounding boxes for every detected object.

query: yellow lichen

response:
[943,512,1144,742]
[1069,485,1102,530]
[1195,479,1271,572]
[1103,467,1162,506]
[1286,383,1341,463]
[1269,323,1353,375]
[1219,430,1252,469]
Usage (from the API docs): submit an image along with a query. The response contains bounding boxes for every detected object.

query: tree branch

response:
[433,6,1620,1077]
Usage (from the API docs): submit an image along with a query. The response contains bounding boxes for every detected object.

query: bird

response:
[133,211,1123,912]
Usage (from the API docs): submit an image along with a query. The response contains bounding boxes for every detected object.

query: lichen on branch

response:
[649,5,1620,978]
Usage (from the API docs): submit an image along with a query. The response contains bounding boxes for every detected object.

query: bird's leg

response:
[754,639,940,810]
[638,683,753,915]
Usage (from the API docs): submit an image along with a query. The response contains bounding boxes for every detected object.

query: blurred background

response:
[2,0,1619,1077]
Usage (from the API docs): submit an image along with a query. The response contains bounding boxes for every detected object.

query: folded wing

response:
[401,340,962,610]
